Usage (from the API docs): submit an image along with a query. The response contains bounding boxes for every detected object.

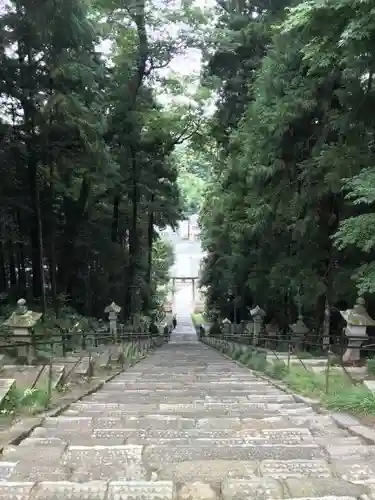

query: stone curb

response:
[202,339,375,445]
[0,349,154,452]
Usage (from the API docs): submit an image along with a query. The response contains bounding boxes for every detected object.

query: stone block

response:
[36,364,65,390]
[0,378,15,405]
[284,477,368,498]
[31,481,107,499]
[157,460,258,485]
[325,445,375,461]
[349,425,375,444]
[123,415,196,430]
[221,478,284,500]
[179,481,217,500]
[107,481,174,500]
[10,464,69,482]
[196,418,241,430]
[0,482,34,500]
[1,365,43,390]
[0,462,17,481]
[259,460,332,478]
[63,445,147,481]
[143,444,324,468]
[44,416,93,429]
[331,460,375,483]
[330,412,361,428]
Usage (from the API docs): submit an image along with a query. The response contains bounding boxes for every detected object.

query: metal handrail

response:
[0,330,164,350]
[202,331,374,394]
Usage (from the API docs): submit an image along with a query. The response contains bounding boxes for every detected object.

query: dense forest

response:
[199,0,375,333]
[3,0,374,336]
[0,0,209,322]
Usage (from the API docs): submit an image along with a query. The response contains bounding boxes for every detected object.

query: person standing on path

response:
[172,314,177,329]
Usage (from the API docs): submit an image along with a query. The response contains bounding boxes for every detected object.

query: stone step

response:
[27,426,318,446]
[63,409,315,420]
[221,477,368,500]
[0,378,15,406]
[142,443,325,468]
[41,414,344,434]
[0,480,175,499]
[0,476,370,499]
[68,401,313,413]
[36,364,65,389]
[0,365,43,390]
[2,337,375,497]
[87,394,296,404]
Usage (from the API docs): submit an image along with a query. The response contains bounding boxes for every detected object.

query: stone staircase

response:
[0,320,374,498]
[0,339,157,407]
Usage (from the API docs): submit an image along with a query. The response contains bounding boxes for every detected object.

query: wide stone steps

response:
[0,320,374,498]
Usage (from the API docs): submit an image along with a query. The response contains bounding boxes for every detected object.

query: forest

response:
[199,0,375,335]
[0,0,209,323]
[2,0,375,337]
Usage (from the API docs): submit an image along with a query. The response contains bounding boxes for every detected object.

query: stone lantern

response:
[104,302,121,341]
[289,315,309,351]
[250,305,266,346]
[340,297,375,364]
[4,299,42,362]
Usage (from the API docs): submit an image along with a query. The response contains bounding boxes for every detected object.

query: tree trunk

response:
[16,210,26,291]
[57,176,90,296]
[111,194,120,243]
[0,242,6,293]
[126,147,140,318]
[7,240,17,287]
[146,200,154,286]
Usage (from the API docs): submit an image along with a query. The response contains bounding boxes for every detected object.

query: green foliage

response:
[0,0,208,322]
[367,359,375,377]
[265,360,288,379]
[198,0,375,328]
[214,339,375,415]
[172,143,211,215]
[0,387,49,416]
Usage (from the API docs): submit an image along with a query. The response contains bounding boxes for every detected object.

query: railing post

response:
[47,341,53,408]
[62,331,67,357]
[88,339,94,379]
[121,333,125,369]
[325,348,332,394]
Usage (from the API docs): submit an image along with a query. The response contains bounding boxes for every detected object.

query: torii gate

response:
[171,276,199,303]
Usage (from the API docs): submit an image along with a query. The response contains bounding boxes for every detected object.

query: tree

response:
[0,0,208,324]
[198,0,375,333]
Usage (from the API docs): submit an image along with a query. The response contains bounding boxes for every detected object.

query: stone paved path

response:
[0,317,375,499]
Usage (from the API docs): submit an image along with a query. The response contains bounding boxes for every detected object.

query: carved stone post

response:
[222,318,232,336]
[250,305,266,346]
[4,298,42,362]
[265,321,279,349]
[289,315,309,351]
[104,302,121,342]
[340,297,375,364]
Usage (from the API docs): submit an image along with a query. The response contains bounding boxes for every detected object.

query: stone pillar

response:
[250,305,266,346]
[222,318,232,337]
[289,315,309,351]
[192,278,196,303]
[104,302,121,342]
[265,322,279,348]
[4,298,42,362]
[109,311,117,338]
[340,297,375,364]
